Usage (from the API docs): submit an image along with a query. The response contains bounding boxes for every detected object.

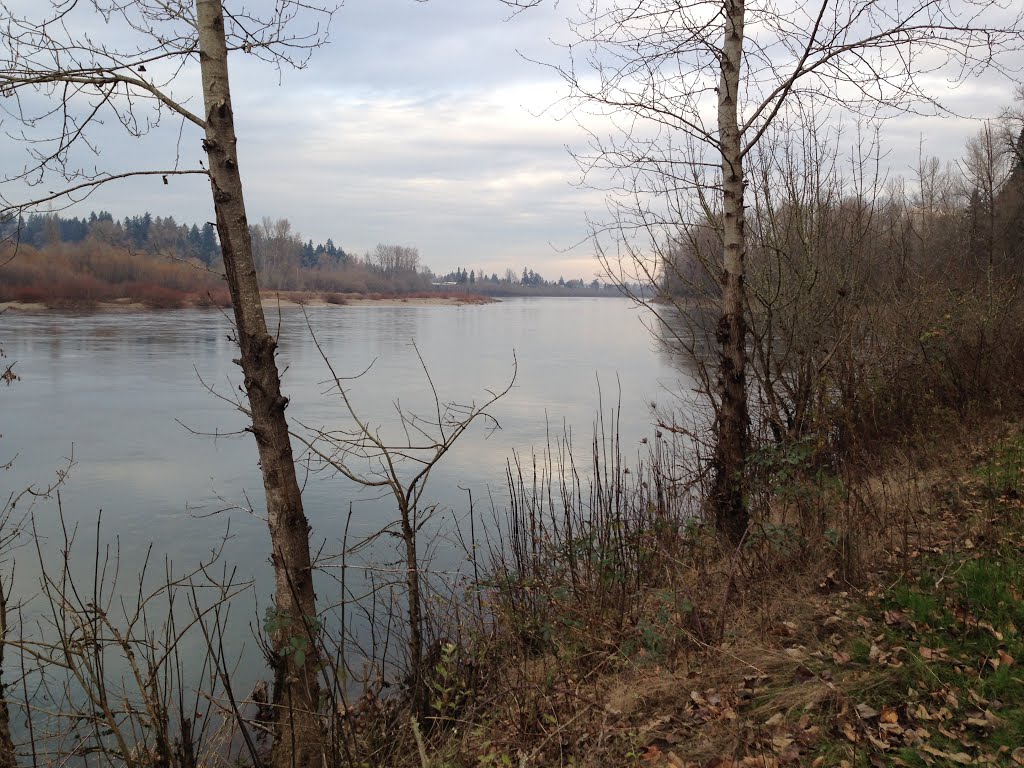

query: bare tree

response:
[253,217,303,287]
[522,0,1024,541]
[292,331,515,721]
[372,243,421,277]
[0,1,335,764]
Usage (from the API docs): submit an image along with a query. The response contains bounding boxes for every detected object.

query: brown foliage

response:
[0,242,219,307]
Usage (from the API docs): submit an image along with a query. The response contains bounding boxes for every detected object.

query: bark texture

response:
[0,590,14,768]
[401,503,425,719]
[195,2,323,764]
[714,0,751,544]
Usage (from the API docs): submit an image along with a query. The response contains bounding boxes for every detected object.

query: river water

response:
[1,297,696,691]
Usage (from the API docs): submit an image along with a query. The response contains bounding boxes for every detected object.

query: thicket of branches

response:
[656,107,1024,474]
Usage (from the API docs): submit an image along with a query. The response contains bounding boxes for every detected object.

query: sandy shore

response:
[261,295,495,308]
[0,294,497,313]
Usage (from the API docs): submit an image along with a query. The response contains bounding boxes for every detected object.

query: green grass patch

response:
[829,519,1024,764]
[973,433,1024,499]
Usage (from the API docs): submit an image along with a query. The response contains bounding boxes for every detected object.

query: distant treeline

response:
[0,210,349,270]
[0,211,629,304]
[433,266,623,296]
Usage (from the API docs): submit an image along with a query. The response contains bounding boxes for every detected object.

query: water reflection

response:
[1,298,695,693]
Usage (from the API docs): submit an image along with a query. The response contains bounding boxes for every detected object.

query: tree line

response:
[1,210,611,300]
[0,210,350,271]
[662,125,1024,301]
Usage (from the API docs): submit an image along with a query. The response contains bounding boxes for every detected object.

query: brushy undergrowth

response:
[382,423,1024,768]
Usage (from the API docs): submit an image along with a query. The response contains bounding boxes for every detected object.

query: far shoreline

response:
[0,291,498,313]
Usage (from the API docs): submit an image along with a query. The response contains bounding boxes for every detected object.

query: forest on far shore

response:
[0,211,620,307]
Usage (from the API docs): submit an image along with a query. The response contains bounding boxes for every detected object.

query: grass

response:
[406,425,1024,768]
[0,241,494,309]
[798,430,1024,767]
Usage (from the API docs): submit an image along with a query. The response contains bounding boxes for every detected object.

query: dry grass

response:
[0,242,494,309]
[0,241,221,308]
[382,412,1024,768]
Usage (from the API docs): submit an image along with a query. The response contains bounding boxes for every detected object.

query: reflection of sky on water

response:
[1,298,698,686]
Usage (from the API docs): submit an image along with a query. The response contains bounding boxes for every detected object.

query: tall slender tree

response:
[513,0,1024,541]
[0,2,335,763]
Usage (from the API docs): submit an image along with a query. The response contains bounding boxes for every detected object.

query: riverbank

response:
[0,290,497,313]
[261,291,496,308]
[377,415,1024,767]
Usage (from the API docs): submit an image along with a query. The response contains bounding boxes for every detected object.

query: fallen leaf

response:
[921,745,974,765]
[772,736,794,750]
[968,690,991,707]
[978,620,1004,641]
[867,733,891,751]
[1012,747,1024,765]
[776,621,799,636]
[884,610,907,626]
[856,703,880,719]
[880,707,899,724]
[641,745,662,762]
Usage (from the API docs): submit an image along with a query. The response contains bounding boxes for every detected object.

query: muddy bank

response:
[0,292,497,313]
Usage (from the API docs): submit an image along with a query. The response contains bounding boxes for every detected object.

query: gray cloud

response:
[2,0,1022,279]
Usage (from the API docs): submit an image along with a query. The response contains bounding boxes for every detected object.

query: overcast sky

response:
[3,0,1022,279]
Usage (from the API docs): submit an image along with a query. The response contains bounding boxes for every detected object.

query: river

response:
[1,297,696,700]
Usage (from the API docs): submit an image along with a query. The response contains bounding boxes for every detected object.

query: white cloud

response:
[2,0,1022,280]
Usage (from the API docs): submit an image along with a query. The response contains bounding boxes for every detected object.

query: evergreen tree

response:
[188,223,202,257]
[200,222,218,264]
[60,216,88,243]
[301,239,317,268]
[22,214,45,247]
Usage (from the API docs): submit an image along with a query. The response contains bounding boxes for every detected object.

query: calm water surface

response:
[2,297,694,646]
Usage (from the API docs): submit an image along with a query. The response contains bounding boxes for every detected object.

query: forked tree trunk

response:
[195,2,323,764]
[400,501,426,719]
[714,0,751,544]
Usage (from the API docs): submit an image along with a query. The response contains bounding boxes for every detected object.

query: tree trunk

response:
[195,2,323,765]
[714,0,751,544]
[401,501,425,719]
[0,589,15,768]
